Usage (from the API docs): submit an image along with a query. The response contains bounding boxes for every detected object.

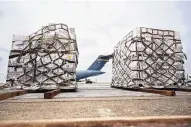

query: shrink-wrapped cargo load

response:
[111,27,187,88]
[6,23,79,90]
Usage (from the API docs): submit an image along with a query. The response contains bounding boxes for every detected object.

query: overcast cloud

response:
[0,1,190,83]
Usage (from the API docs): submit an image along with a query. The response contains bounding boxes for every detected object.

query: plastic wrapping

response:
[111,27,187,88]
[6,23,78,89]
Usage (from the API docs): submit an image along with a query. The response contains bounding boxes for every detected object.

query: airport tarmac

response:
[0,83,191,120]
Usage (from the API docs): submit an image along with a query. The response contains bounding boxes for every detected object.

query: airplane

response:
[76,54,112,83]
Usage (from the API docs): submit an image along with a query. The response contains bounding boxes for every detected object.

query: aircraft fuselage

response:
[76,70,105,81]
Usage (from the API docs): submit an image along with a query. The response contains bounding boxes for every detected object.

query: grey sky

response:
[0,1,191,83]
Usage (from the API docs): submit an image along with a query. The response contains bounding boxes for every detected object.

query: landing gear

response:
[85,79,93,84]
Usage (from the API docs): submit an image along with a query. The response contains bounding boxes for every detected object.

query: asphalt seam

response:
[1,96,191,103]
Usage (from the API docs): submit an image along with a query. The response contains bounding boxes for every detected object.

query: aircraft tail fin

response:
[87,54,113,71]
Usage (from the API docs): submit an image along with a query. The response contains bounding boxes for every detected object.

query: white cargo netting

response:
[6,23,79,89]
[111,27,187,88]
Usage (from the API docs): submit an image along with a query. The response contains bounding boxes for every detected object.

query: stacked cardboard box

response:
[6,23,78,89]
[111,27,186,88]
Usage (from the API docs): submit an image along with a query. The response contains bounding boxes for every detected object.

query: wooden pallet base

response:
[111,86,176,96]
[0,90,27,101]
[44,89,60,99]
[28,88,77,93]
[151,88,191,92]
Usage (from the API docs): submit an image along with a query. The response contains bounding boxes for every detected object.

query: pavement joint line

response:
[1,96,191,103]
[0,116,191,126]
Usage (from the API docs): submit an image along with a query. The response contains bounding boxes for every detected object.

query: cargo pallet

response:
[0,90,28,101]
[111,86,191,96]
[0,87,78,100]
[6,23,79,90]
